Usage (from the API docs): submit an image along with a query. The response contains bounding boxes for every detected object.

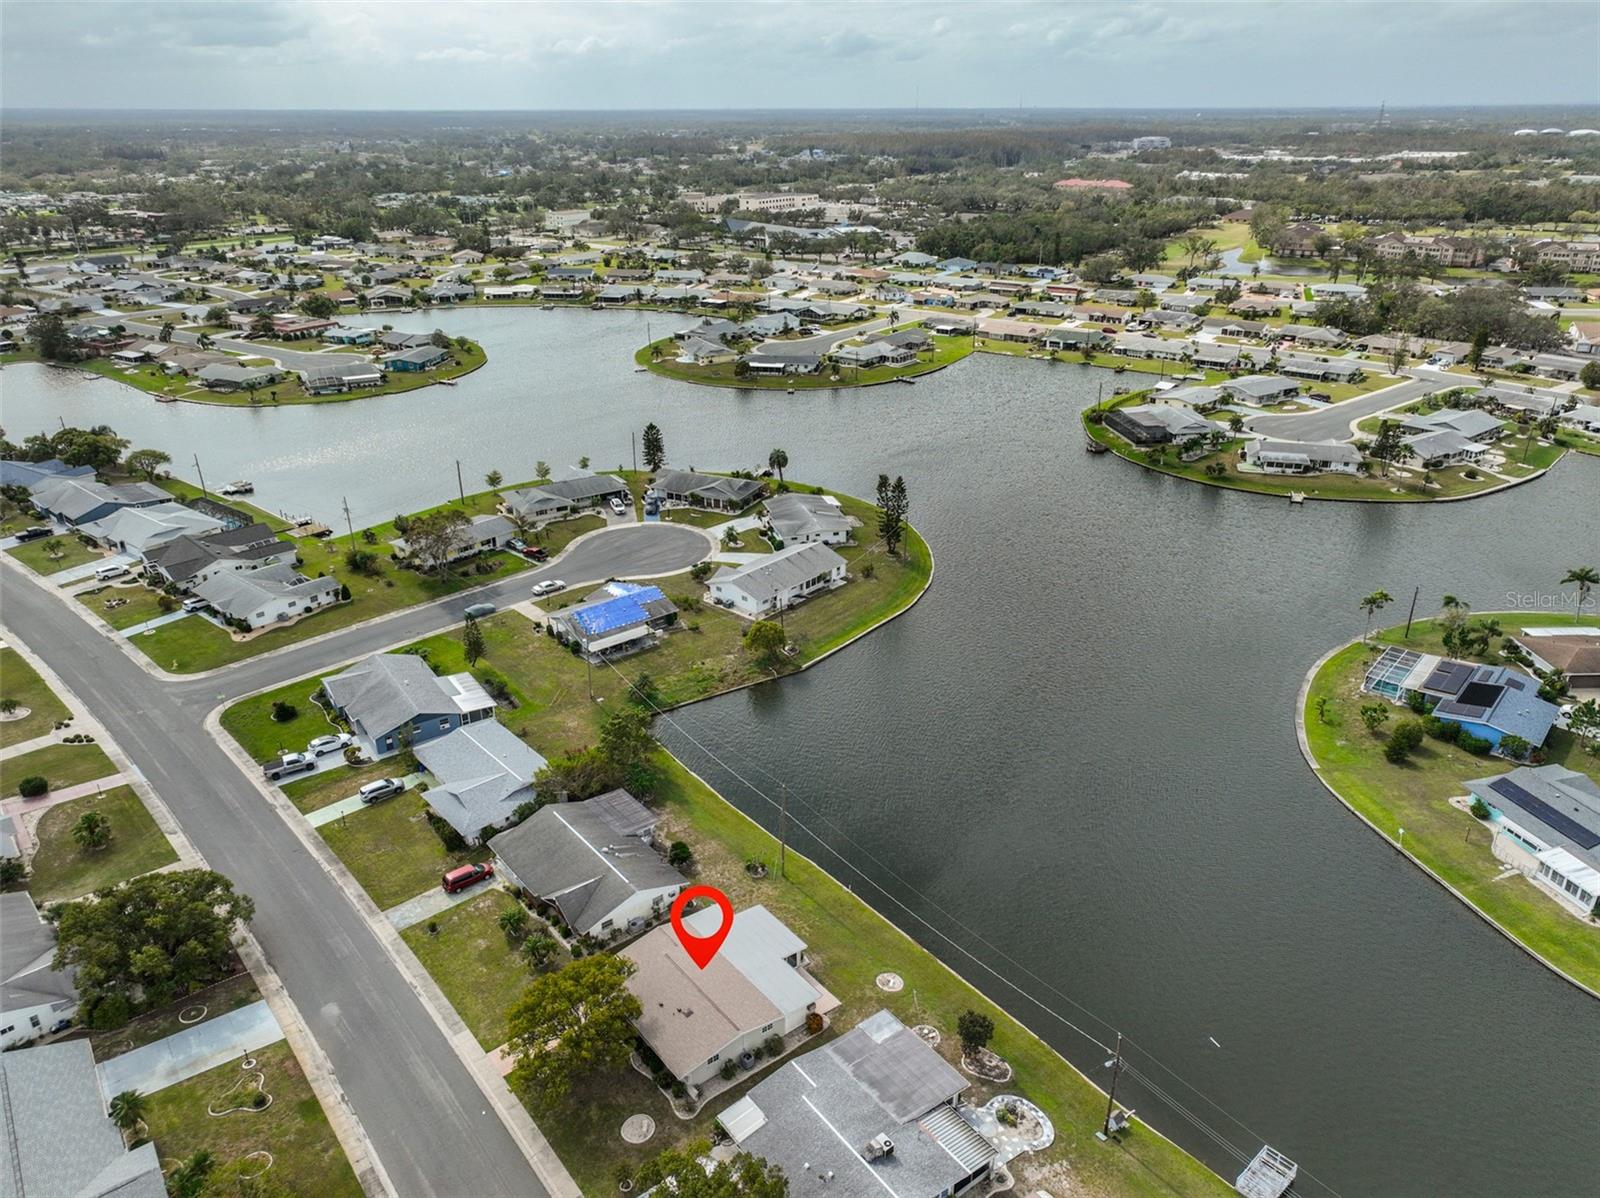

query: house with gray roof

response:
[78,501,223,556]
[194,563,342,631]
[1241,439,1361,475]
[832,341,916,368]
[1465,765,1600,917]
[196,363,284,391]
[741,348,824,376]
[0,1041,167,1198]
[488,790,684,939]
[142,523,291,588]
[1104,405,1225,447]
[716,1009,997,1198]
[622,904,840,1089]
[413,720,547,842]
[2,892,78,1050]
[29,477,168,527]
[1220,375,1302,405]
[300,358,384,395]
[763,492,852,546]
[503,473,630,525]
[1402,429,1487,467]
[1278,355,1365,382]
[1399,408,1505,442]
[650,470,765,512]
[321,652,496,758]
[0,458,95,493]
[390,513,514,568]
[709,542,847,618]
[1477,384,1565,418]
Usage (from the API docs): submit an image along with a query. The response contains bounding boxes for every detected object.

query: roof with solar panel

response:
[1465,766,1600,870]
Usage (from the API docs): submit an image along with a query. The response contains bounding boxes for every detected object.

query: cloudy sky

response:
[3,0,1596,111]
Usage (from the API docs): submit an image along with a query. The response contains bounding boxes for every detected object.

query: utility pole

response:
[1403,585,1420,638]
[631,431,637,475]
[342,496,356,547]
[192,453,208,498]
[1098,1033,1125,1140]
[779,782,789,879]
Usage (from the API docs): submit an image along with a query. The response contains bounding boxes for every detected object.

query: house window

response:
[438,718,450,731]
[761,1023,773,1033]
[0,1026,13,1037]
[28,1015,40,1028]
[707,1053,720,1064]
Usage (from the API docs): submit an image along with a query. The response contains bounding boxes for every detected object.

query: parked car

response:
[264,752,316,781]
[307,733,353,756]
[13,526,50,542]
[507,537,530,553]
[531,579,565,597]
[1308,391,1332,401]
[523,545,548,561]
[358,777,405,804]
[463,602,496,619]
[609,497,628,515]
[93,562,129,582]
[181,596,210,614]
[442,862,493,893]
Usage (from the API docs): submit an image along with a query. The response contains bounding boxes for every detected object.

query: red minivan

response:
[442,862,493,894]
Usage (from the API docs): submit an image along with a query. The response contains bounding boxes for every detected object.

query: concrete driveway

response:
[98,1000,284,1096]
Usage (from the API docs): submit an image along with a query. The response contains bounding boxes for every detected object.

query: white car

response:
[307,733,353,756]
[609,497,628,516]
[357,777,405,804]
[531,579,565,597]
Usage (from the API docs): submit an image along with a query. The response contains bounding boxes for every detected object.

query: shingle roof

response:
[193,563,339,622]
[711,542,846,604]
[506,474,630,515]
[0,1042,167,1198]
[1,892,76,1013]
[414,721,547,839]
[1465,765,1600,870]
[763,493,851,543]
[31,477,167,523]
[322,653,487,740]
[652,470,764,507]
[1400,408,1505,440]
[488,791,682,935]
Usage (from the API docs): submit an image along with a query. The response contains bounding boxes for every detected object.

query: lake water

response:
[3,307,1598,1195]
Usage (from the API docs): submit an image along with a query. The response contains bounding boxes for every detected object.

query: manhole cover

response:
[620,1114,656,1144]
[875,972,904,993]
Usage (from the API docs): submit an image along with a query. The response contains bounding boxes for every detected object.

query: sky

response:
[3,0,1598,112]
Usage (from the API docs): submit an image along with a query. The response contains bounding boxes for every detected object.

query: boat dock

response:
[1235,1145,1297,1198]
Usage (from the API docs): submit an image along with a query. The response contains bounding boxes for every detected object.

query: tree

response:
[108,1089,146,1135]
[1581,361,1600,391]
[1360,703,1391,734]
[630,1145,788,1198]
[299,293,338,318]
[875,473,908,555]
[204,305,228,326]
[485,469,503,491]
[42,537,65,562]
[462,614,486,665]
[1368,420,1406,478]
[506,954,641,1108]
[956,1009,995,1056]
[1384,717,1425,763]
[1359,590,1393,641]
[168,1150,216,1198]
[28,313,73,360]
[125,448,171,481]
[158,320,174,343]
[744,619,787,668]
[522,934,558,971]
[535,460,551,481]
[1466,326,1489,372]
[767,448,788,483]
[667,840,693,868]
[641,422,666,471]
[53,869,255,1013]
[403,507,471,574]
[72,810,113,852]
[498,905,530,944]
[597,705,657,781]
[1561,565,1598,619]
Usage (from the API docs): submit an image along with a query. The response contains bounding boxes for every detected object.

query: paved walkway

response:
[0,728,70,760]
[303,775,421,828]
[384,876,501,931]
[1,774,128,857]
[98,1000,285,1097]
[120,609,193,637]
[710,551,764,565]
[51,554,135,586]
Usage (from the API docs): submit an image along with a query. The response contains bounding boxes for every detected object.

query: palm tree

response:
[1360,590,1393,642]
[767,448,788,483]
[108,1090,146,1140]
[72,810,112,852]
[1561,566,1598,619]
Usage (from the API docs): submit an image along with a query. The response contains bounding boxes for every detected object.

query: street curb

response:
[0,625,398,1197]
[202,706,582,1198]
[1293,632,1600,1002]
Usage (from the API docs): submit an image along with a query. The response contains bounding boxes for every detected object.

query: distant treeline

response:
[914,201,1209,267]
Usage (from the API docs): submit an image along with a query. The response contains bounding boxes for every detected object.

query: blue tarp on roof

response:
[570,583,666,637]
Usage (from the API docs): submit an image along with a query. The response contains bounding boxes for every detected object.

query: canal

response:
[3,306,1597,1195]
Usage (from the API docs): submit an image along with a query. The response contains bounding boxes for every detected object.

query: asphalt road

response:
[1244,375,1448,442]
[0,521,709,1195]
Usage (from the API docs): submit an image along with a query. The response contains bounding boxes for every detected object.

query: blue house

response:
[28,476,169,528]
[324,326,377,346]
[321,653,496,758]
[0,458,95,493]
[1363,648,1558,751]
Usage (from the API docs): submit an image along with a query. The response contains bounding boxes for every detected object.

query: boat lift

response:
[1235,1145,1297,1198]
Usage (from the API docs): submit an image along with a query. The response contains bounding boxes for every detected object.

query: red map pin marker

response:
[670,885,733,970]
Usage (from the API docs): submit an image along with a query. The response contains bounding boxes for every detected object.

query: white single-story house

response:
[547,581,679,658]
[1220,375,1302,405]
[763,492,851,546]
[1241,439,1362,475]
[193,563,342,630]
[1465,766,1600,918]
[708,542,847,617]
[1,893,79,1050]
[390,513,514,568]
[414,719,547,843]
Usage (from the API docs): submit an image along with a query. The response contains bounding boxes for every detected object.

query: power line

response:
[599,659,1347,1197]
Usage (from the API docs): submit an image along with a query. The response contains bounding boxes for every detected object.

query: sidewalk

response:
[384,876,502,931]
[98,1000,285,1096]
[120,609,193,638]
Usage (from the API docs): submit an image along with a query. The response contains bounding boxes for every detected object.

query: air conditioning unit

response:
[861,1134,895,1160]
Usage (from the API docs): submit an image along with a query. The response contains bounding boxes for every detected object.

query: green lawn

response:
[77,584,174,630]
[540,753,1230,1196]
[220,686,343,763]
[141,1040,363,1198]
[158,341,489,408]
[27,785,178,902]
[400,889,530,1050]
[317,791,488,910]
[280,762,409,814]
[1304,615,1600,994]
[0,647,71,747]
[1,741,116,797]
[7,536,101,576]
[90,972,260,1059]
[638,334,973,389]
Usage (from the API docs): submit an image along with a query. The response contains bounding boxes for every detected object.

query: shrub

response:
[763,1034,783,1058]
[720,1059,738,1081]
[805,1011,824,1035]
[1390,718,1425,752]
[17,776,48,798]
[667,840,693,868]
[0,858,26,888]
[670,1081,687,1100]
[87,993,133,1030]
[1458,732,1493,755]
[1499,733,1531,760]
[1423,716,1461,743]
[251,1092,267,1109]
[270,700,297,723]
[156,593,179,613]
[860,562,875,580]
[345,548,380,575]
[690,562,713,582]
[957,1010,994,1055]
[425,811,467,853]
[1405,691,1429,715]
[1470,797,1492,820]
